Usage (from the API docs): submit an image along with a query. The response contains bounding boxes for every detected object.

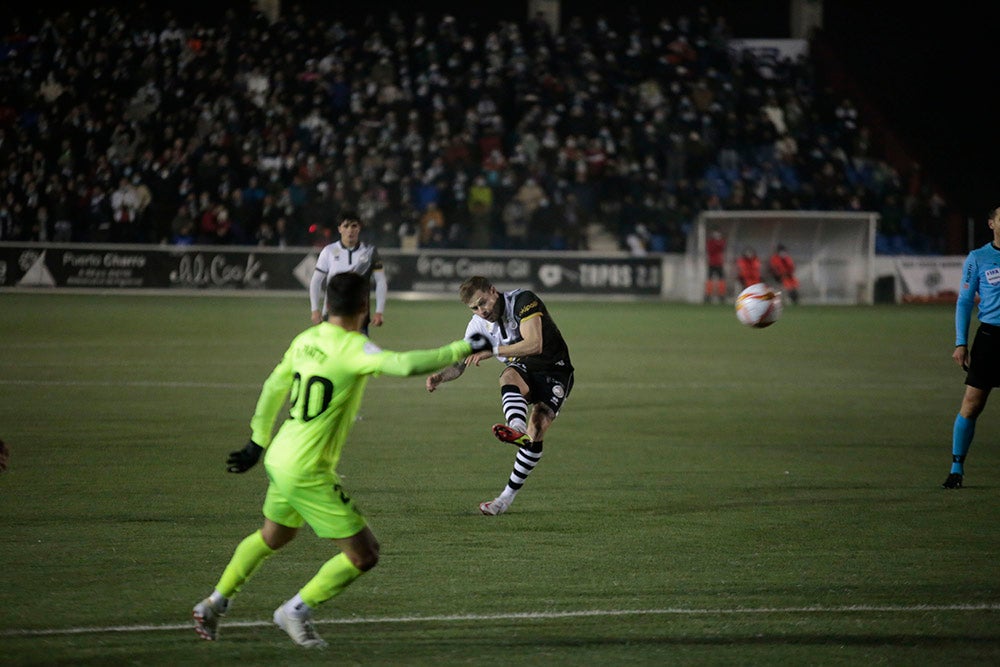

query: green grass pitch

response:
[1,293,998,665]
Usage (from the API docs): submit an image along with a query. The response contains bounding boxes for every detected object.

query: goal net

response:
[685,210,879,305]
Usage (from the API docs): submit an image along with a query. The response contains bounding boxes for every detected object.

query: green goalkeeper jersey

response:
[251,322,470,479]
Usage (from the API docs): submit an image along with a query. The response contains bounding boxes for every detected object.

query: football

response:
[735,282,783,328]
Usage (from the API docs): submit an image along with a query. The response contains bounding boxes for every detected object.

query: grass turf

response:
[1,293,997,665]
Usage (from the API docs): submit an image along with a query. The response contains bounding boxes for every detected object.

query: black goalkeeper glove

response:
[465,332,492,354]
[227,440,264,473]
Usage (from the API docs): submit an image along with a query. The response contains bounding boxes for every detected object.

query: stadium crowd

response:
[0,3,949,254]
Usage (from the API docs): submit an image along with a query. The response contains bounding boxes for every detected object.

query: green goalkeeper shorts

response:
[262,466,367,539]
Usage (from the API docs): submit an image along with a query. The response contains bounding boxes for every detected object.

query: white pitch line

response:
[2,604,997,638]
[0,379,256,389]
[0,379,493,390]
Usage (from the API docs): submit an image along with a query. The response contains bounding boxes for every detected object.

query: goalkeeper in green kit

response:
[192,271,492,648]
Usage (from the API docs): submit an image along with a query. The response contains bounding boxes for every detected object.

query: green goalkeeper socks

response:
[299,552,364,608]
[215,529,275,598]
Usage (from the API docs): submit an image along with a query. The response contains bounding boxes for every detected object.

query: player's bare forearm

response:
[426,361,465,392]
[500,315,543,357]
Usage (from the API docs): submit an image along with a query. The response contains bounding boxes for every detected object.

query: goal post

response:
[685,210,879,305]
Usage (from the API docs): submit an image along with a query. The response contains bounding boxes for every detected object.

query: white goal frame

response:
[685,210,879,305]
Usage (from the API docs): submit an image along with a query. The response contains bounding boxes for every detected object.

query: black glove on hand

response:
[466,332,492,354]
[227,440,264,473]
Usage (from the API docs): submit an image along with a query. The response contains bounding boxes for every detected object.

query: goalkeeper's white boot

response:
[273,604,328,649]
[479,497,510,515]
[192,597,226,641]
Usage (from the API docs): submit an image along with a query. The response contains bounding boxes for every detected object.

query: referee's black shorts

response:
[966,322,1000,389]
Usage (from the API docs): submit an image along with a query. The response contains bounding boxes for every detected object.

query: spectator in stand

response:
[625,223,651,256]
[501,197,529,250]
[467,175,494,249]
[134,177,154,239]
[29,204,50,242]
[768,243,800,304]
[557,192,588,251]
[272,218,293,247]
[705,227,727,303]
[170,205,197,245]
[213,207,240,245]
[254,221,279,246]
[514,177,546,222]
[0,3,949,254]
[532,196,558,248]
[418,201,446,248]
[110,176,140,243]
[736,246,762,290]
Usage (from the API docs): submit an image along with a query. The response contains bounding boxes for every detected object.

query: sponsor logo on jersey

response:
[519,300,539,316]
[987,267,1000,286]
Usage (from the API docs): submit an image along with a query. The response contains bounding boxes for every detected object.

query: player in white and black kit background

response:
[425,275,574,515]
[309,212,387,336]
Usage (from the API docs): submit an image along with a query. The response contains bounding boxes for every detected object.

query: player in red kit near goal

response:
[705,228,726,303]
[769,244,800,305]
[736,246,763,290]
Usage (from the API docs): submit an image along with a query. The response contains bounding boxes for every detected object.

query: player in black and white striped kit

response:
[425,275,574,515]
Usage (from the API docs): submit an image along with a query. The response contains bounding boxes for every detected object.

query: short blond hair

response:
[459,276,493,304]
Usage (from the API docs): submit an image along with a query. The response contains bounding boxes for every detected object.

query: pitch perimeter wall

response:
[0,242,961,304]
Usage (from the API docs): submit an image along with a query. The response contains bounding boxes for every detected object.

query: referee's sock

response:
[951,414,975,474]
